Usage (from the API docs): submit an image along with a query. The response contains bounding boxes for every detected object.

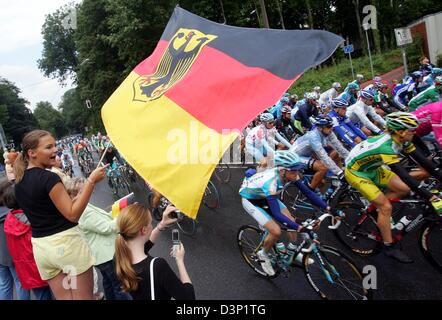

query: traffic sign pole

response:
[348,52,355,79]
[401,46,408,76]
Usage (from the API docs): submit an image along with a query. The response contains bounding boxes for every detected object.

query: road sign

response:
[395,28,413,46]
[343,44,354,54]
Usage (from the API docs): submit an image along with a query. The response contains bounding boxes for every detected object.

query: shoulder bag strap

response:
[149,257,158,300]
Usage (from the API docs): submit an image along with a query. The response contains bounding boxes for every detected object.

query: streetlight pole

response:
[363,23,374,78]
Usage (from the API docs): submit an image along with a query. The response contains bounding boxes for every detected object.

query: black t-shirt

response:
[15,167,77,238]
[129,241,195,300]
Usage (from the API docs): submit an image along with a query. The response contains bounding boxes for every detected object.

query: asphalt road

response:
[88,163,442,300]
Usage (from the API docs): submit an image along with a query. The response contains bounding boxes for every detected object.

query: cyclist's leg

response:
[366,167,409,243]
[310,159,327,190]
[345,168,393,242]
[278,200,298,243]
[241,198,281,251]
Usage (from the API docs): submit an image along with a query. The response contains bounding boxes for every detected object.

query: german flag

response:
[102,7,343,218]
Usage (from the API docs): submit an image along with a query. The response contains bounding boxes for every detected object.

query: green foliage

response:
[0,78,38,147]
[437,54,442,67]
[289,49,403,96]
[33,101,68,138]
[0,104,9,125]
[58,88,92,134]
[36,0,442,136]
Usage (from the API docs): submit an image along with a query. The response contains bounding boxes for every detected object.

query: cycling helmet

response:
[347,82,360,90]
[259,113,274,123]
[434,76,442,87]
[290,94,298,100]
[280,96,289,104]
[386,112,419,131]
[314,115,333,127]
[356,74,364,81]
[431,67,442,75]
[331,98,349,108]
[411,70,423,79]
[332,82,341,89]
[280,105,292,113]
[274,151,304,171]
[313,86,321,92]
[359,89,375,100]
[305,92,318,100]
[380,80,389,88]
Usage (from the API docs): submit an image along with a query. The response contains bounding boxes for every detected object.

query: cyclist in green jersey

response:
[345,112,442,263]
[408,76,442,111]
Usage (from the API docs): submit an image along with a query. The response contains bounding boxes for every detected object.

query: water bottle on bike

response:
[275,242,287,257]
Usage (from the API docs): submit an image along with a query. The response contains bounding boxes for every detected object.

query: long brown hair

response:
[115,203,152,292]
[14,130,52,183]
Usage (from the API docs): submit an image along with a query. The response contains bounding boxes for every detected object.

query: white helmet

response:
[332,82,341,89]
[259,113,274,123]
[305,92,318,100]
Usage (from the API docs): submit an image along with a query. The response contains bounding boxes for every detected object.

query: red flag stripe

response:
[133,41,297,133]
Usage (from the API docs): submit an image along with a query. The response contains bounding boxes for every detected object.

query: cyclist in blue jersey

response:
[289,115,349,192]
[292,92,319,134]
[328,98,366,148]
[239,151,327,275]
[420,67,442,91]
[392,71,423,110]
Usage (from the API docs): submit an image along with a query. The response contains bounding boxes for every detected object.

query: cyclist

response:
[268,94,290,120]
[292,92,320,134]
[348,74,364,88]
[392,71,423,111]
[338,82,359,106]
[346,89,386,136]
[289,115,349,192]
[245,113,291,167]
[328,98,366,148]
[319,82,342,110]
[412,100,442,150]
[408,76,442,112]
[239,151,321,276]
[420,67,442,91]
[345,112,442,263]
[274,106,297,143]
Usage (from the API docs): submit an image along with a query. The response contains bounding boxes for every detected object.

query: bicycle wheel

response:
[333,202,381,255]
[237,225,280,279]
[280,181,318,221]
[214,163,231,183]
[419,219,442,274]
[176,212,197,236]
[303,245,372,300]
[203,181,220,209]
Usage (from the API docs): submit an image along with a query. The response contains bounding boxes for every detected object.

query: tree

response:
[0,78,38,147]
[33,101,68,138]
[38,3,80,85]
[58,88,96,134]
[0,104,9,125]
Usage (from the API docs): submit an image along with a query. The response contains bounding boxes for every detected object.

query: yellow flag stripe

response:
[102,72,238,218]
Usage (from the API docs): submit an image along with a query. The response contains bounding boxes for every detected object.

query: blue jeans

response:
[0,264,30,300]
[32,286,53,300]
[96,260,131,300]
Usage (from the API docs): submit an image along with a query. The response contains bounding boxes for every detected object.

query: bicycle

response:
[213,162,231,184]
[333,196,442,274]
[106,163,132,198]
[237,213,372,300]
[280,172,367,222]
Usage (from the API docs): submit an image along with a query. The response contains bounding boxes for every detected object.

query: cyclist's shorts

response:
[344,167,396,201]
[241,198,286,227]
[298,156,315,170]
